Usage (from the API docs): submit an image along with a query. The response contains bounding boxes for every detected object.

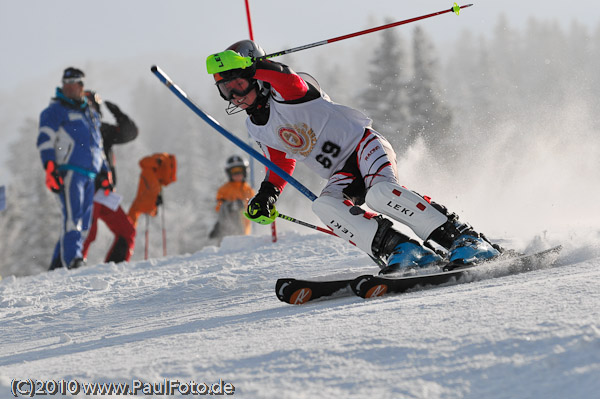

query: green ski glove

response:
[244,181,280,225]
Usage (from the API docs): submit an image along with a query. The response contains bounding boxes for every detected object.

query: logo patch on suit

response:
[277,123,317,157]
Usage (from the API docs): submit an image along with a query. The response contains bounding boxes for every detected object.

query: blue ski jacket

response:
[37,88,108,177]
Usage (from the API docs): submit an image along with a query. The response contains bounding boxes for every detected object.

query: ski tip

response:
[151,65,158,72]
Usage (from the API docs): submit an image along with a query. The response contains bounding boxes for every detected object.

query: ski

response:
[276,246,562,304]
[275,277,355,304]
[351,245,563,299]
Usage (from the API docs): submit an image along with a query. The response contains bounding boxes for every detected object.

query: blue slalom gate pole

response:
[151,65,317,202]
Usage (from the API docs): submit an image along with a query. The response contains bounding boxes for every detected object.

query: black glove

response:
[156,193,163,207]
[104,101,123,118]
[246,181,279,221]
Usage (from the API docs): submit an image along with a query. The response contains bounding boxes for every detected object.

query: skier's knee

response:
[365,181,448,241]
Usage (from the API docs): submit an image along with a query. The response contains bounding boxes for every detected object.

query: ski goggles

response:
[62,77,85,85]
[216,77,255,101]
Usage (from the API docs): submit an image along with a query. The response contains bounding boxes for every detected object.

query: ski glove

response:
[245,181,279,225]
[44,161,63,193]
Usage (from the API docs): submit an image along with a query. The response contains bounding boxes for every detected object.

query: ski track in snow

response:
[0,232,599,399]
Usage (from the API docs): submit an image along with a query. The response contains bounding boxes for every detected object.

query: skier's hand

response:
[44,160,63,193]
[206,50,254,75]
[245,181,279,225]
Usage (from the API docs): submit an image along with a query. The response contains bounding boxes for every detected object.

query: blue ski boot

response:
[381,241,443,274]
[448,234,500,265]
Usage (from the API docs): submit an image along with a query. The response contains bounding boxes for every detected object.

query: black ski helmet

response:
[225,155,249,180]
[213,40,271,110]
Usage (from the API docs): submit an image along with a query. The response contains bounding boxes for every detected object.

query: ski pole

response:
[144,214,149,260]
[277,212,336,236]
[161,204,167,256]
[276,212,384,266]
[259,3,471,60]
[207,3,472,73]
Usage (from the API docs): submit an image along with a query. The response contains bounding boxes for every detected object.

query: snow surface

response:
[0,231,599,399]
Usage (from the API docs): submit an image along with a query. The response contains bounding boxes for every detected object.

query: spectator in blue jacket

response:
[37,67,112,270]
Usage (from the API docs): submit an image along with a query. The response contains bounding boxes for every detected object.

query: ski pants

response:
[320,129,399,201]
[83,202,136,263]
[54,170,95,268]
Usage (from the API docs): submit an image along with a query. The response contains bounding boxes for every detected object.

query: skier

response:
[81,90,138,264]
[37,67,111,270]
[209,155,256,242]
[207,40,500,272]
[127,153,177,228]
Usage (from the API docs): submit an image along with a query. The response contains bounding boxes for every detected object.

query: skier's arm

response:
[253,59,308,101]
[259,144,296,193]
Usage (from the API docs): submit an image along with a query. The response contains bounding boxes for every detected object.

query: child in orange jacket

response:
[209,156,255,241]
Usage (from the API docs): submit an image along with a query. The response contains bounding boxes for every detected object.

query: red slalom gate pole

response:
[144,215,149,260]
[245,0,277,243]
[244,0,255,40]
[259,3,472,60]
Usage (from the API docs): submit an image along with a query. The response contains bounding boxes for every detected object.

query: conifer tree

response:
[360,22,410,150]
[407,26,453,154]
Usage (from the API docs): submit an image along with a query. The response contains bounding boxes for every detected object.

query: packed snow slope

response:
[0,231,599,399]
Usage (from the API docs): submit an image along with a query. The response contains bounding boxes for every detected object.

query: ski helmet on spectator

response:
[213,40,271,113]
[225,155,249,180]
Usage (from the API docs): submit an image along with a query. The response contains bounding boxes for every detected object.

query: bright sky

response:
[0,0,598,184]
[1,0,599,93]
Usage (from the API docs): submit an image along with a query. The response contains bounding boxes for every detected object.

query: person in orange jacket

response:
[127,153,177,228]
[209,155,255,242]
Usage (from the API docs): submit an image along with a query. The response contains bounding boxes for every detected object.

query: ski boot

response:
[448,234,500,266]
[68,258,85,270]
[380,241,444,275]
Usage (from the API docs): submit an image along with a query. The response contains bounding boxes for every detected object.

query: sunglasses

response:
[217,78,255,101]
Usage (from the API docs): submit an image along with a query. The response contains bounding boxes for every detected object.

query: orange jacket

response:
[215,181,255,235]
[128,153,177,227]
